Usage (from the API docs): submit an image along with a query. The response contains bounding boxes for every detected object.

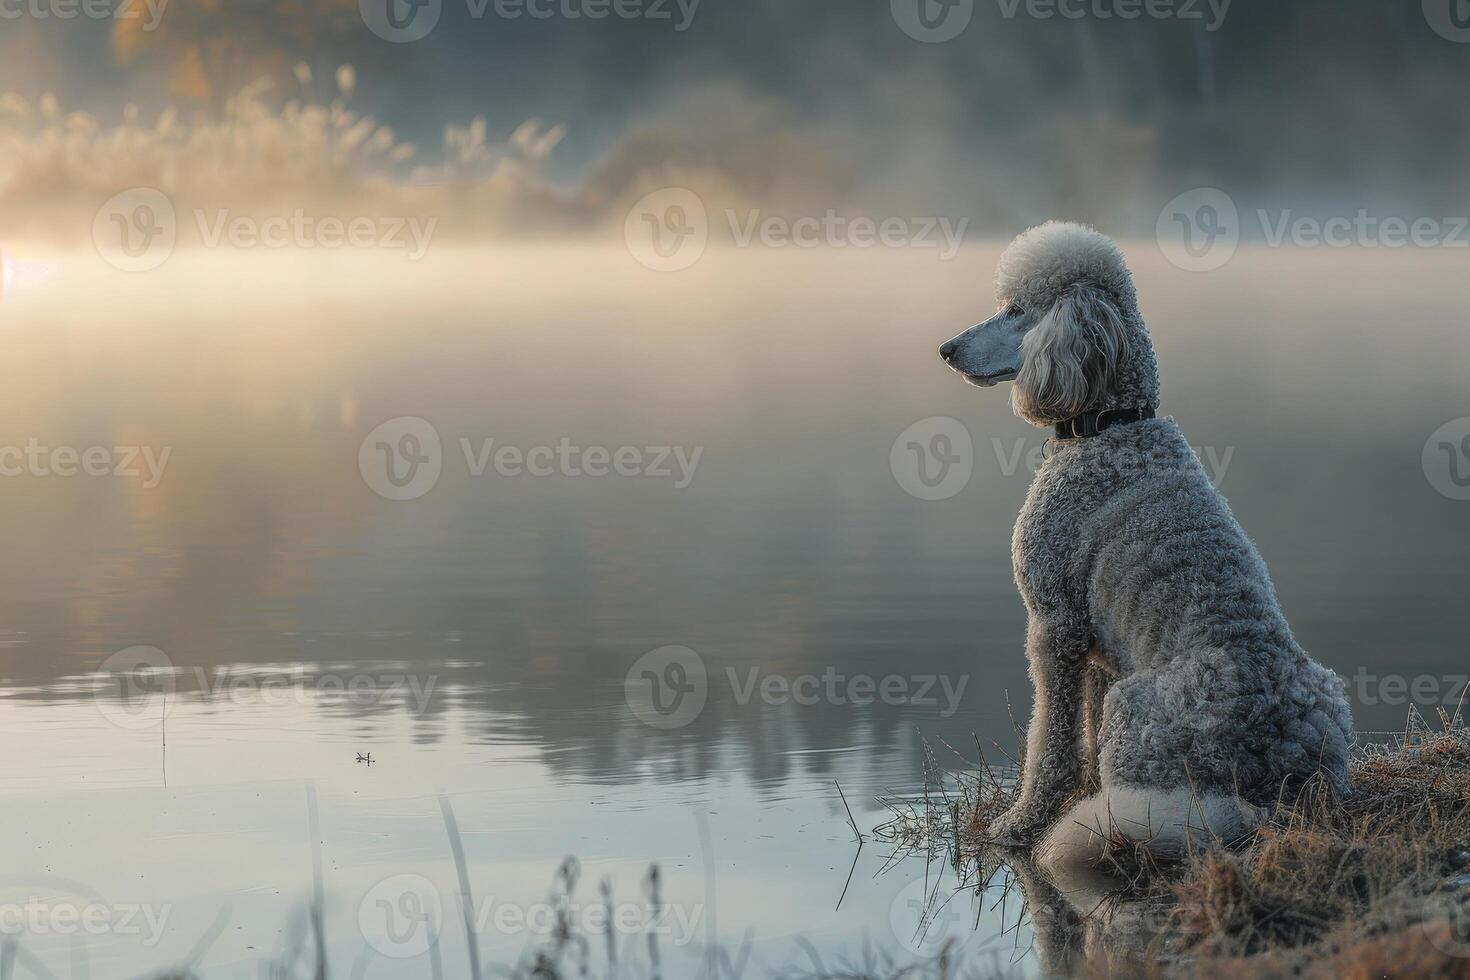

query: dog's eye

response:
[1007,304,1025,318]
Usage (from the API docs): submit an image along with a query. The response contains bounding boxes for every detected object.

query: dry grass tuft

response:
[882,709,1470,978]
[1156,715,1470,965]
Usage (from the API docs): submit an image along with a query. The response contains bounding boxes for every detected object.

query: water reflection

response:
[980,848,1169,977]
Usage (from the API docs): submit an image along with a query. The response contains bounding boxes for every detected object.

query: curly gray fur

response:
[950,222,1353,857]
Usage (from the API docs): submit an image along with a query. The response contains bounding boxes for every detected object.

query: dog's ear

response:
[1012,282,1130,423]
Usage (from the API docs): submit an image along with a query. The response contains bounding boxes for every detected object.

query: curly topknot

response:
[995,220,1139,314]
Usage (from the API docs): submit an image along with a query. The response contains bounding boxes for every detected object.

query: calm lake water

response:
[0,243,1466,977]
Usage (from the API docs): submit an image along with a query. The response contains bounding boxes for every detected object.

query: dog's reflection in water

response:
[978,846,1166,977]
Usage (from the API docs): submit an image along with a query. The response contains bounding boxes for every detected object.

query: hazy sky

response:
[1,1,1467,241]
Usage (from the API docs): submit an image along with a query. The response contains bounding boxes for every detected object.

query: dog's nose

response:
[939,339,959,362]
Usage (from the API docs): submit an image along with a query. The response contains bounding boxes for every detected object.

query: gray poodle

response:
[939,222,1353,864]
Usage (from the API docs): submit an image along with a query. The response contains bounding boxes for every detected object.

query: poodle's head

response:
[939,222,1160,427]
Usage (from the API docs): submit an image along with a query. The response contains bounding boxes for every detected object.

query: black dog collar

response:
[1054,406,1156,440]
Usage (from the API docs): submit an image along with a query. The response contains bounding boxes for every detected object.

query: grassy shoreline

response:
[878,708,1470,978]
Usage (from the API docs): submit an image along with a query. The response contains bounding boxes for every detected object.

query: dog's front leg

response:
[990,616,1091,845]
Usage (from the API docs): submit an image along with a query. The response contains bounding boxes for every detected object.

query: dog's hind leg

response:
[1038,782,1262,868]
[1037,672,1262,867]
[1079,647,1114,797]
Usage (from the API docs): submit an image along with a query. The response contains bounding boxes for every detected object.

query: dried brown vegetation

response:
[879,709,1470,979]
